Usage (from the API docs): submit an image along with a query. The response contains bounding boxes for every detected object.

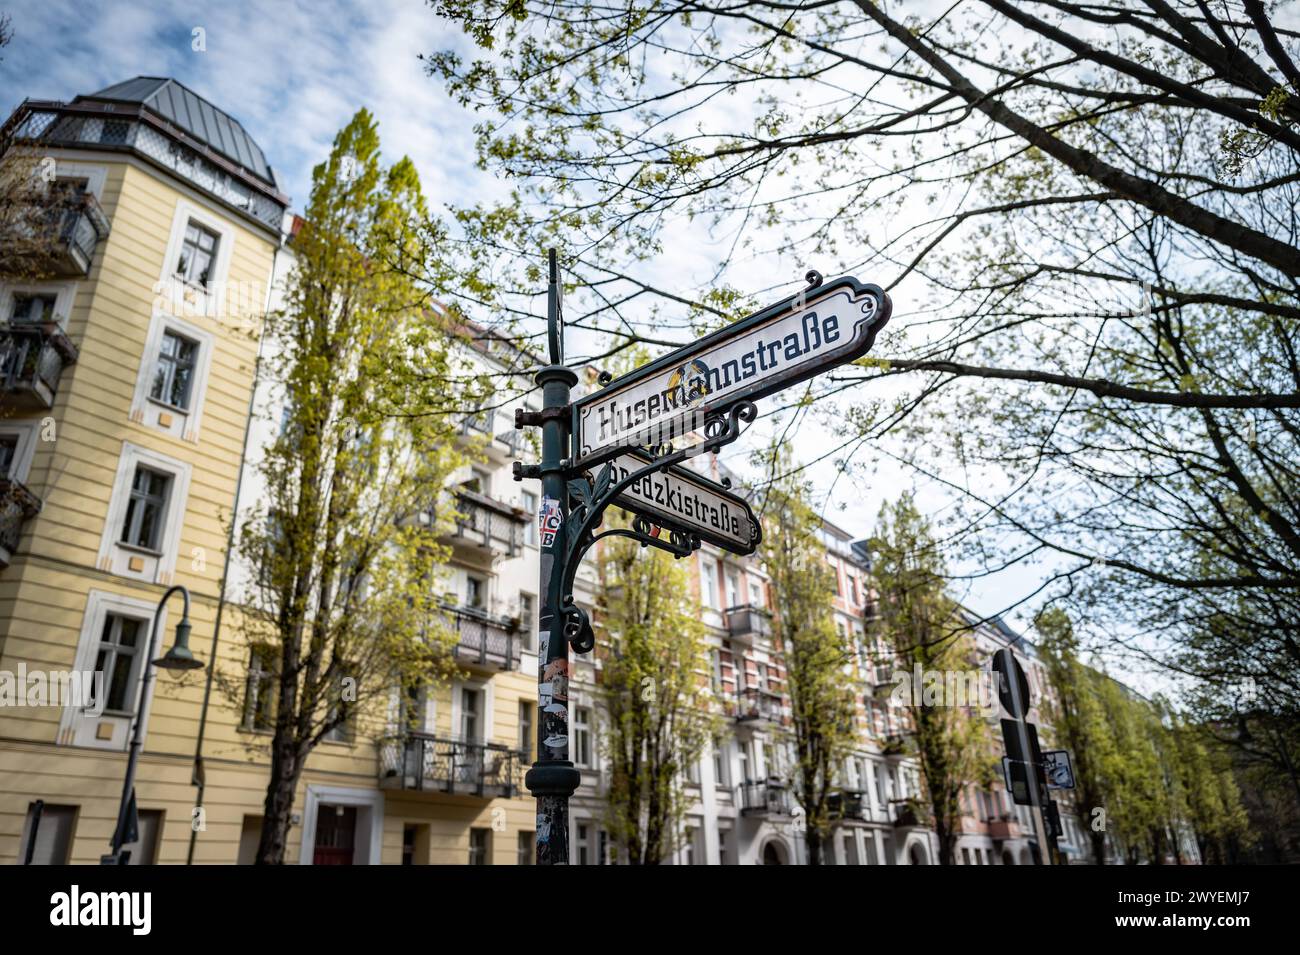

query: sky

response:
[0,0,1064,641]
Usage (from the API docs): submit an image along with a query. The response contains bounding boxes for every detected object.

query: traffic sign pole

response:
[994,649,1053,865]
[524,251,580,865]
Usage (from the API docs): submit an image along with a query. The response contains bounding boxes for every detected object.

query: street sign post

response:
[992,648,1054,864]
[514,255,892,864]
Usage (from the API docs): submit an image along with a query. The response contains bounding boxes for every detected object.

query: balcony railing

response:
[738,778,794,818]
[735,685,784,725]
[447,490,526,558]
[987,817,1018,840]
[828,787,868,822]
[379,733,522,798]
[439,604,522,671]
[892,800,932,829]
[0,479,41,567]
[725,604,773,643]
[1,321,78,408]
[1,192,110,279]
[4,103,286,232]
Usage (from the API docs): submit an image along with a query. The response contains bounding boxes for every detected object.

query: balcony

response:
[0,479,41,568]
[458,412,522,462]
[439,604,522,672]
[735,685,784,727]
[379,734,522,799]
[892,799,932,830]
[446,490,526,562]
[738,778,794,818]
[1,193,111,280]
[725,604,773,645]
[828,787,868,823]
[1,322,79,408]
[988,817,1019,840]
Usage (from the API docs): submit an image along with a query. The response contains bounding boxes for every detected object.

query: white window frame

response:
[450,677,492,744]
[0,280,76,328]
[58,589,165,751]
[0,420,40,483]
[157,200,235,315]
[97,441,192,584]
[129,311,216,442]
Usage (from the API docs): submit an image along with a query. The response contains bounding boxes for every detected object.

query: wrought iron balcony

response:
[458,411,522,460]
[446,490,526,560]
[379,733,522,798]
[735,685,784,726]
[738,778,794,818]
[828,787,868,822]
[892,799,932,829]
[725,604,773,644]
[439,603,521,671]
[0,479,41,568]
[0,192,110,280]
[1,321,79,408]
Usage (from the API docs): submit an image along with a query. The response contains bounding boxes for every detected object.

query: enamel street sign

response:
[572,275,892,468]
[608,452,761,555]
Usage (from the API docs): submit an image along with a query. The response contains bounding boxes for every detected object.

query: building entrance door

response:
[313,805,357,865]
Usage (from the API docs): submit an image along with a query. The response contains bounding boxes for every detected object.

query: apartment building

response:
[0,77,289,864]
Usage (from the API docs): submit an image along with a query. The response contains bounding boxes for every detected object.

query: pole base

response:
[524,760,581,797]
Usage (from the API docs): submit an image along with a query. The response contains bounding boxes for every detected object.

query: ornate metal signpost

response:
[514,251,892,864]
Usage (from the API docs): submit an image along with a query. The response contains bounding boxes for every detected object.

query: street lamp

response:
[100,585,204,864]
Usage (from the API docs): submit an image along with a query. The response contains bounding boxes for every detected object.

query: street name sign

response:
[571,276,892,467]
[608,452,760,555]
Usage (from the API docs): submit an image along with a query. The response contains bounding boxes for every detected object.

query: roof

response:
[75,77,275,186]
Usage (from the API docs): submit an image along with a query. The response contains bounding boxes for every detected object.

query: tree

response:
[233,109,472,864]
[1036,607,1121,864]
[425,2,1300,778]
[760,446,857,865]
[870,493,992,865]
[596,511,719,864]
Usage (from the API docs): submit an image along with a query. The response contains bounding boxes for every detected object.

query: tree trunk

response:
[256,735,303,864]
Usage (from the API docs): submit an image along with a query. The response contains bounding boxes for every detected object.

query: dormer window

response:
[175,220,219,288]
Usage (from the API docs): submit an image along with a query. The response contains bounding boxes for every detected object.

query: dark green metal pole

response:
[524,250,580,864]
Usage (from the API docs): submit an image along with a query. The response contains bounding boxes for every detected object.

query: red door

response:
[313,805,356,865]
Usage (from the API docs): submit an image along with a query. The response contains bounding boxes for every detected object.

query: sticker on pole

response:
[539,496,563,548]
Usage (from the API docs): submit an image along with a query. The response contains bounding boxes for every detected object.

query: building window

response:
[238,644,276,730]
[119,466,171,551]
[468,828,490,866]
[518,699,535,761]
[718,829,731,865]
[517,831,534,865]
[701,558,719,608]
[459,686,483,742]
[713,737,728,787]
[10,292,57,323]
[0,436,17,478]
[93,614,144,714]
[573,706,592,767]
[725,570,740,608]
[176,220,219,288]
[748,578,764,607]
[574,823,590,865]
[20,803,77,864]
[124,809,163,865]
[684,826,698,865]
[709,649,721,694]
[466,575,485,609]
[519,593,535,649]
[149,330,199,410]
[522,491,538,545]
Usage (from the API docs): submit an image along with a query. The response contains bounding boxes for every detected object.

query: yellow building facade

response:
[0,78,540,865]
